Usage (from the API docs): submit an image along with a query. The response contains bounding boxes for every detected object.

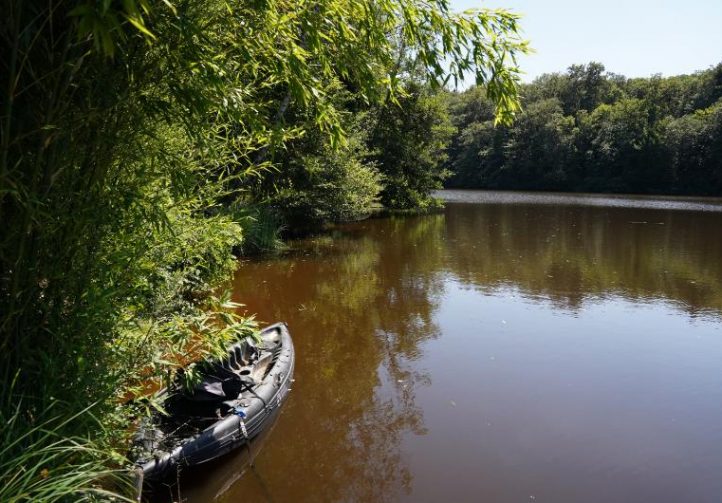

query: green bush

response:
[268,105,383,228]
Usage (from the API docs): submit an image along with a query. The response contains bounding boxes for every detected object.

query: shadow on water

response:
[174,191,722,502]
[149,408,284,503]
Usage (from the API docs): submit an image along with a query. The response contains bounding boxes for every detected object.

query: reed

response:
[0,394,133,502]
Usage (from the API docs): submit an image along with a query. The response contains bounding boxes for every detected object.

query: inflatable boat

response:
[130,322,294,484]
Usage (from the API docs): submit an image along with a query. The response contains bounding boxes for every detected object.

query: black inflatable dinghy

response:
[130,322,294,484]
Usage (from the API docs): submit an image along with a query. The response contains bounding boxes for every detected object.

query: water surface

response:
[184,190,722,503]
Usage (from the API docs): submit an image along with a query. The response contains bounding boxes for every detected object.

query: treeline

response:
[445,62,722,195]
[0,0,525,499]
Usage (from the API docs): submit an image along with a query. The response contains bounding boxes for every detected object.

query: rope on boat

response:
[175,463,183,502]
[234,407,256,466]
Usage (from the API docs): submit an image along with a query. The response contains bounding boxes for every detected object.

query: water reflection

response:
[443,196,722,315]
[216,215,446,502]
[182,191,722,502]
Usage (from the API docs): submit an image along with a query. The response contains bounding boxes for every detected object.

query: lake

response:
[181,190,722,503]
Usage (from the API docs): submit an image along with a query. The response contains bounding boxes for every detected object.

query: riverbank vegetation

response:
[446,62,722,195]
[0,0,526,499]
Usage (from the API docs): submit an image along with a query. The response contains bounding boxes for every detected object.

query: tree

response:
[371,82,456,209]
[663,100,722,194]
[560,62,613,114]
[576,98,658,192]
[504,98,577,189]
[259,82,383,229]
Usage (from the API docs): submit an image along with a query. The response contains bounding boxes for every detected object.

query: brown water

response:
[182,190,722,503]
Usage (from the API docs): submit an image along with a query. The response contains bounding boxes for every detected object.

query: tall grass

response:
[0,400,133,502]
[237,206,286,255]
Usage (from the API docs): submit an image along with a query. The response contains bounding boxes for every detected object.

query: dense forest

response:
[445,62,722,195]
[0,0,526,500]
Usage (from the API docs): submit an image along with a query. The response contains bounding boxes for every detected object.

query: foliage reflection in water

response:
[181,191,722,503]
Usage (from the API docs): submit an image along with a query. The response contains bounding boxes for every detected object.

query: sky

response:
[451,0,722,82]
